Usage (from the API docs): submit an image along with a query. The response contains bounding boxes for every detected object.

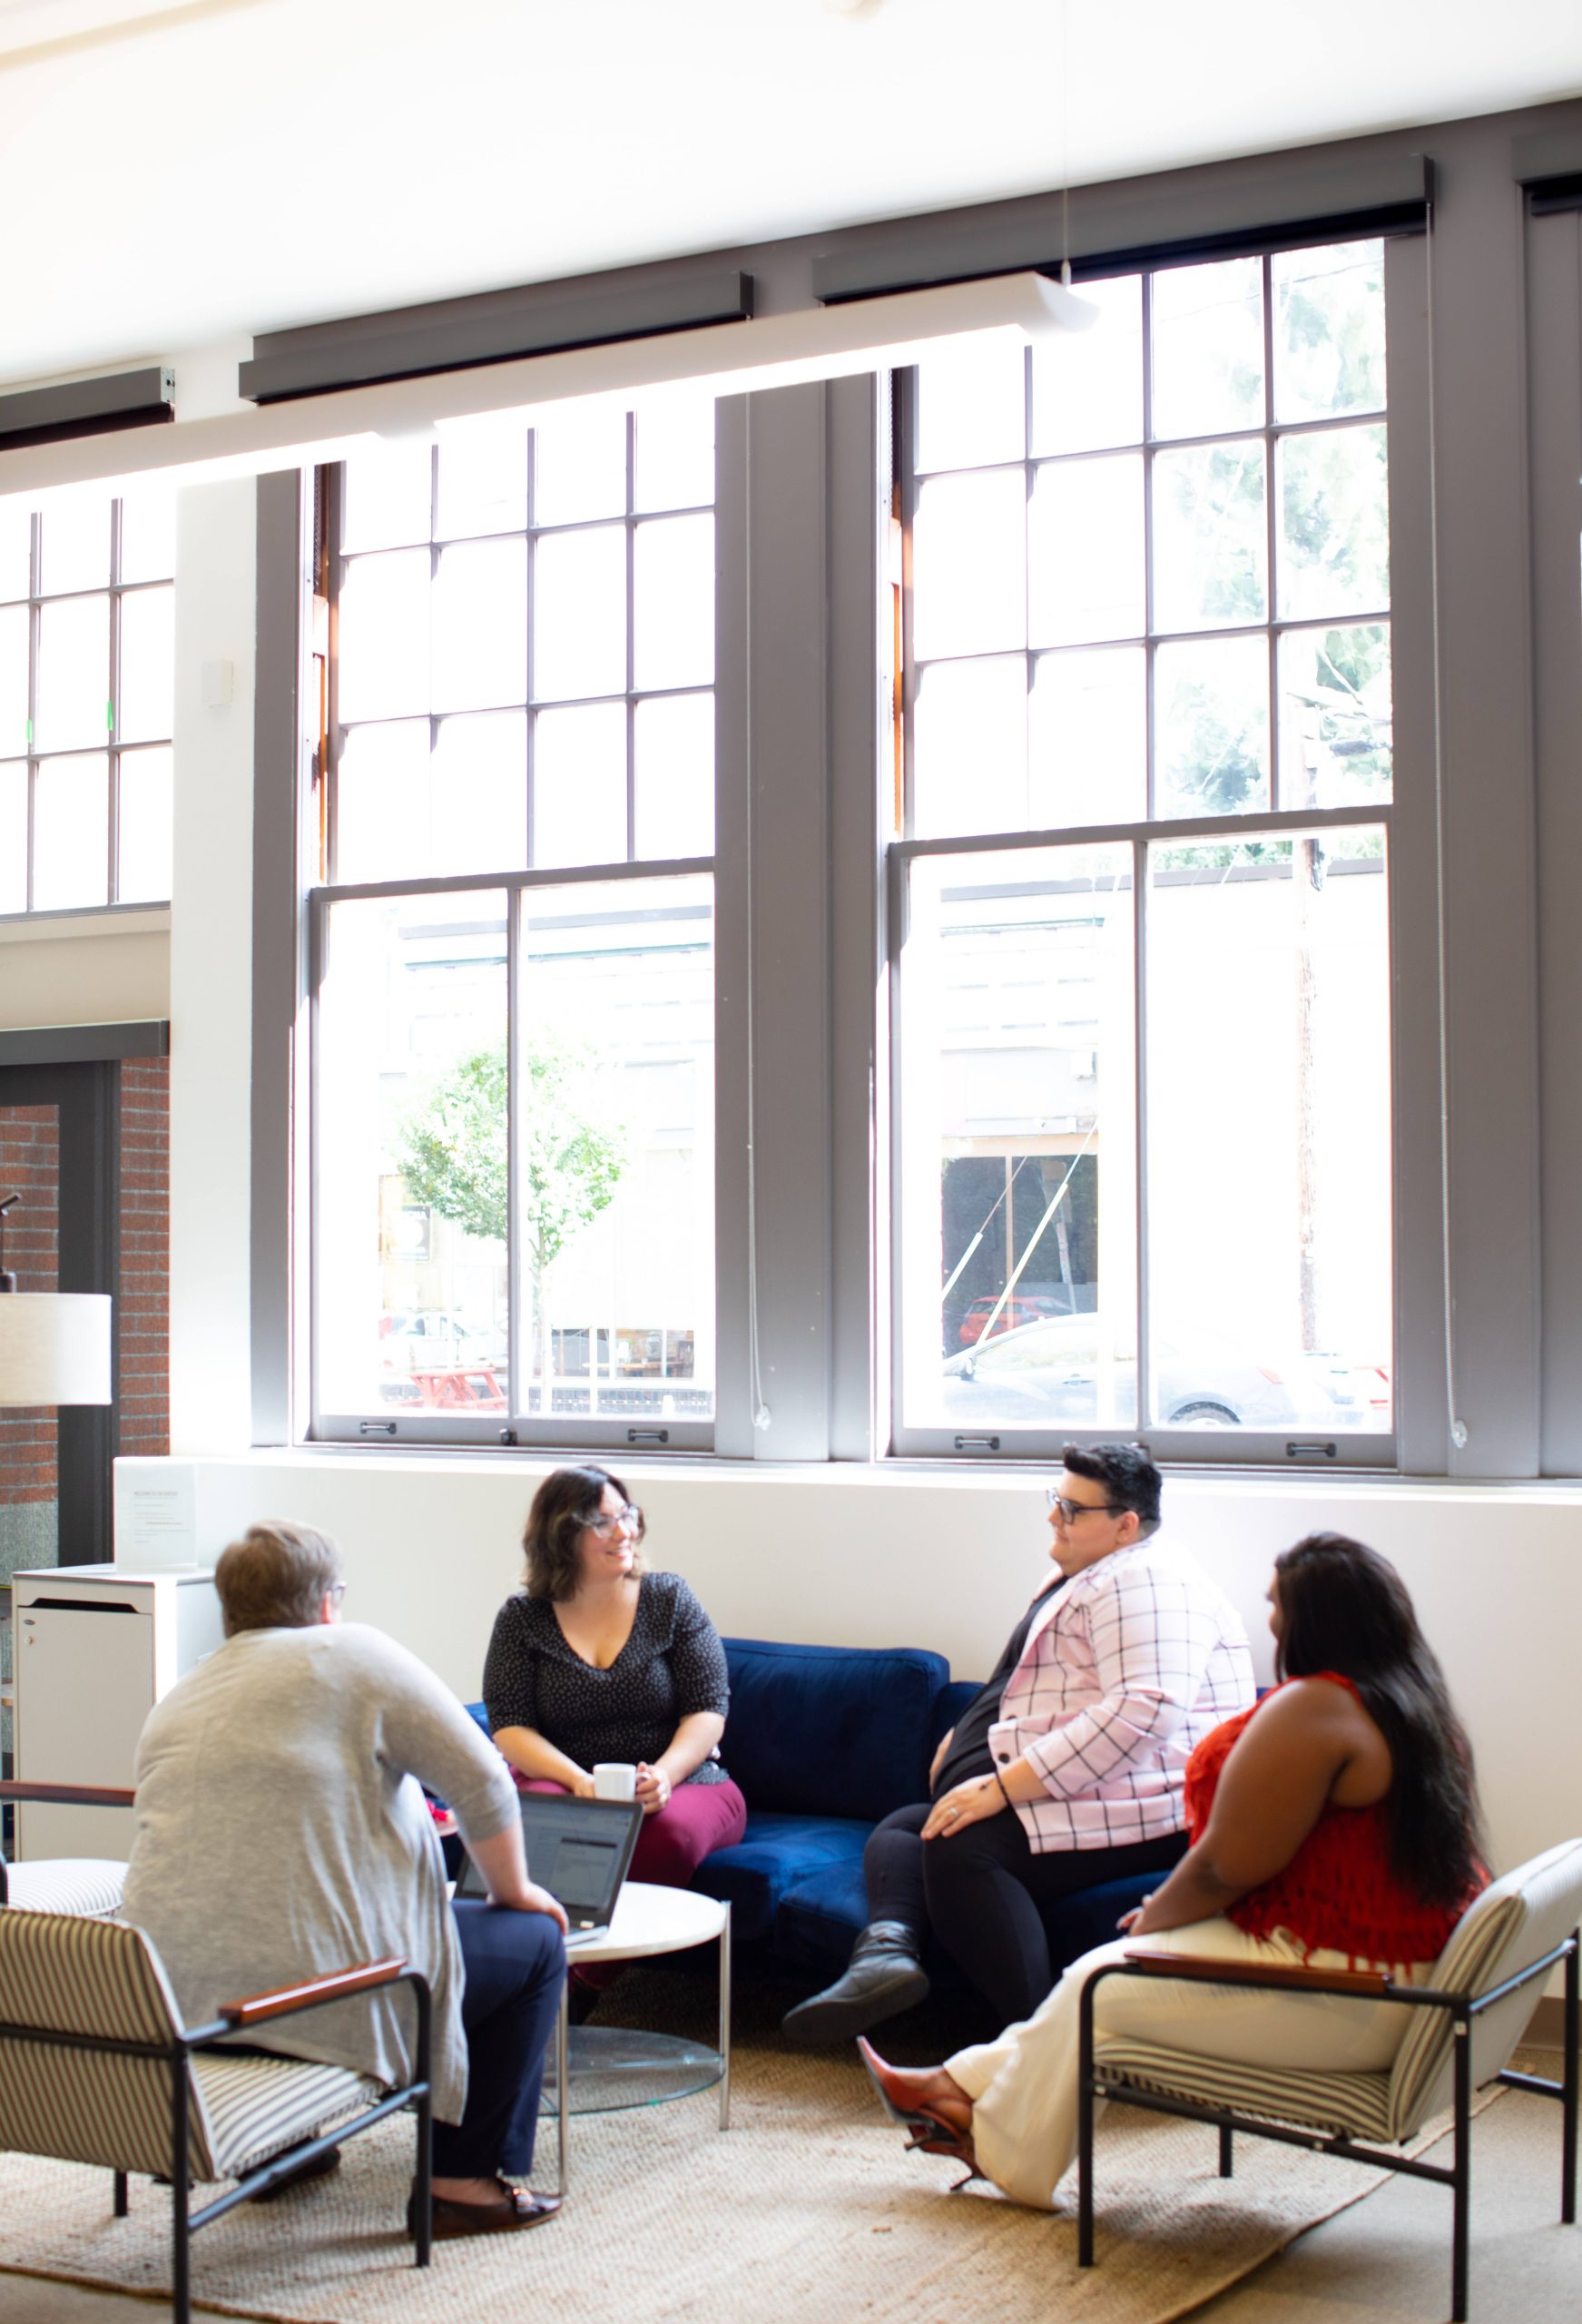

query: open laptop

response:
[455,1791,644,1948]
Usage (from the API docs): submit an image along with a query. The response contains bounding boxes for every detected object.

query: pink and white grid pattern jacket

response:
[986,1533,1256,1852]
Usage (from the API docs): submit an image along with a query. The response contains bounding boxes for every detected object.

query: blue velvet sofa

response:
[689,1638,1159,1985]
[466,1636,1160,1989]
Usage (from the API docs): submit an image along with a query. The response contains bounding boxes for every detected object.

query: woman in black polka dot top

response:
[482,1466,747,1896]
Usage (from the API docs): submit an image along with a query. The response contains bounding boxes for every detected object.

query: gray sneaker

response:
[781,1921,929,2047]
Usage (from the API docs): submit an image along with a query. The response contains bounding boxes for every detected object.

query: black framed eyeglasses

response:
[1046,1489,1123,1524]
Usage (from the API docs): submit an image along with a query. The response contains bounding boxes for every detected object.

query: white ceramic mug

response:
[593,1762,638,1801]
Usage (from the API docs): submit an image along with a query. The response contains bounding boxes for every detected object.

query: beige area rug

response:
[0,1974,1508,2324]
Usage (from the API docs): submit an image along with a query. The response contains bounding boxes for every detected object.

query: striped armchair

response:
[1076,1837,1582,2324]
[0,1905,434,2324]
[0,1778,132,1917]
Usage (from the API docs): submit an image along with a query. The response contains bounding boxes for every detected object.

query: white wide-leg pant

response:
[946,1917,1428,2213]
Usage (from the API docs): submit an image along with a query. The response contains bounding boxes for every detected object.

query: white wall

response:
[113,1446,1582,1882]
[167,478,256,1454]
[0,909,169,1030]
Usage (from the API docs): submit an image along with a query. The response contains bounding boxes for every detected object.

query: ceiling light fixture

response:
[0,269,1095,504]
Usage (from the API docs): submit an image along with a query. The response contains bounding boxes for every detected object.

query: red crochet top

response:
[1184,1674,1468,1965]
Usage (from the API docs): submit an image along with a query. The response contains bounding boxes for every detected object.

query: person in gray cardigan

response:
[123,1521,568,2240]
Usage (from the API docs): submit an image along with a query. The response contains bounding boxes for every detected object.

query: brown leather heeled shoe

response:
[857,2037,981,2186]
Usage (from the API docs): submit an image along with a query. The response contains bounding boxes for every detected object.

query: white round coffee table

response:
[541,1883,732,2195]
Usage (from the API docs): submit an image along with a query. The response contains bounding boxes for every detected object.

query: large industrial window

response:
[893,242,1395,1461]
[312,397,718,1447]
[0,487,175,913]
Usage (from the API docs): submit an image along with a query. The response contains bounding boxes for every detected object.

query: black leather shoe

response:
[781,1922,929,2047]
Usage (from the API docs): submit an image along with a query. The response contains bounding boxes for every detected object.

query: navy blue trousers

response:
[437,1901,565,2179]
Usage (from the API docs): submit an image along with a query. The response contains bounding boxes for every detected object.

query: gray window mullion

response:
[107,497,122,904]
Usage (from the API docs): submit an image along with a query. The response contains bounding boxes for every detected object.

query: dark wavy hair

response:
[521,1465,647,1602]
[1273,1532,1485,1910]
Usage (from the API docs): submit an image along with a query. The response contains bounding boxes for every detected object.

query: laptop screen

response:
[455,1791,644,1929]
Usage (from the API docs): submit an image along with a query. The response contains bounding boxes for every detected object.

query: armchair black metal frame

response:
[1076,1932,1578,2324]
[0,1946,434,2324]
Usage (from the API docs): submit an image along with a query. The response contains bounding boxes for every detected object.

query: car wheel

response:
[1167,1402,1240,1429]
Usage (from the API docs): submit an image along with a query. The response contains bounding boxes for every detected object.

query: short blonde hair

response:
[216,1521,343,1637]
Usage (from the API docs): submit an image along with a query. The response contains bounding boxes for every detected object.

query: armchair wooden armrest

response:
[218,1956,408,2029]
[1121,1948,1391,1998]
[0,1780,136,1808]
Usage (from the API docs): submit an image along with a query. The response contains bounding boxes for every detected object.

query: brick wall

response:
[118,1058,169,1462]
[0,1106,60,1503]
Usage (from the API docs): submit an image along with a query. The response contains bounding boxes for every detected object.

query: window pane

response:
[634,514,713,692]
[1029,646,1145,828]
[912,655,1027,839]
[116,744,172,903]
[899,844,1135,1432]
[1272,241,1386,425]
[431,711,526,875]
[34,595,109,753]
[533,525,625,702]
[517,872,714,1423]
[117,586,174,743]
[1152,439,1267,633]
[1150,257,1265,440]
[534,406,627,527]
[1028,453,1144,645]
[118,485,176,585]
[533,700,626,868]
[0,763,25,911]
[336,719,434,884]
[342,445,432,553]
[634,395,714,512]
[634,691,713,859]
[915,341,1026,473]
[1278,622,1391,809]
[39,496,112,596]
[436,419,528,541]
[0,505,30,602]
[433,537,527,713]
[1277,422,1390,622]
[338,550,431,721]
[0,604,28,756]
[1155,634,1270,818]
[1145,829,1390,1433]
[33,753,107,909]
[317,890,509,1416]
[912,468,1026,660]
[1030,274,1144,455]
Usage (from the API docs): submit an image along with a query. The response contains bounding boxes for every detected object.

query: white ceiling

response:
[3,0,1580,394]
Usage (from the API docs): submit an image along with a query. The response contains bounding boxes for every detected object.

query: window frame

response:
[887,242,1402,1468]
[305,409,724,1454]
[0,496,173,918]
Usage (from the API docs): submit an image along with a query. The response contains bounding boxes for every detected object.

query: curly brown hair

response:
[521,1465,647,1602]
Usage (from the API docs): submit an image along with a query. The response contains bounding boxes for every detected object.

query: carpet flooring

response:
[0,1975,1536,2324]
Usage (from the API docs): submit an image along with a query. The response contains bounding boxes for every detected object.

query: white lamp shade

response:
[0,1295,113,1406]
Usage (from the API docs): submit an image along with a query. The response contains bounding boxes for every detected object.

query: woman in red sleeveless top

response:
[860,1534,1487,2212]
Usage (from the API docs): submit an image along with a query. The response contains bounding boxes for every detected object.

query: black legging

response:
[864,1804,1188,2026]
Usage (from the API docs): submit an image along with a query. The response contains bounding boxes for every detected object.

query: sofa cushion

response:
[771,1858,872,1974]
[691,1810,872,1944]
[929,1677,985,1755]
[721,1640,948,1823]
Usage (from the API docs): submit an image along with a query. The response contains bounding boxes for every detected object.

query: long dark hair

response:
[1274,1533,1484,1909]
[521,1465,646,1602]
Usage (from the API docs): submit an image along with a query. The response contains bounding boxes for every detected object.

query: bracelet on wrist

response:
[992,1767,1013,1807]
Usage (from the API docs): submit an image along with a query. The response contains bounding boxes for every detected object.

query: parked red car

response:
[958,1294,1066,1348]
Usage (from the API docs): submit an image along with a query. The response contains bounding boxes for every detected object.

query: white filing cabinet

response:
[11,1566,222,1862]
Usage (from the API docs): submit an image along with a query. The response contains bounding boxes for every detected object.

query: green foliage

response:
[395,1035,626,1268]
